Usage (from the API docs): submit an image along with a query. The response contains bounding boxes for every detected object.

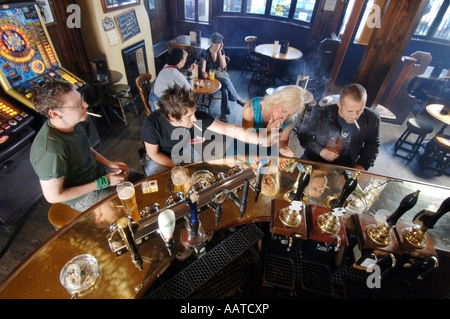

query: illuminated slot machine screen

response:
[0,2,87,112]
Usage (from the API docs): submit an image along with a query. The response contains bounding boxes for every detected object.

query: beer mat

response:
[283,159,298,173]
[142,180,158,194]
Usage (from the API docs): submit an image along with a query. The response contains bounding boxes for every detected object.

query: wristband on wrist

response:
[96,175,109,190]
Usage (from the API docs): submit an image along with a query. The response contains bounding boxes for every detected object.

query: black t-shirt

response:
[141,109,215,158]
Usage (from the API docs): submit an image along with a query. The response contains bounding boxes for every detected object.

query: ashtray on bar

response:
[60,254,101,298]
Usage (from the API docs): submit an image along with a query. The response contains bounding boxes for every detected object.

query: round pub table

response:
[426,103,450,135]
[193,78,222,110]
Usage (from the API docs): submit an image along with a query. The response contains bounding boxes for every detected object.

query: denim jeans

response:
[70,169,145,212]
[143,146,202,176]
[217,75,240,117]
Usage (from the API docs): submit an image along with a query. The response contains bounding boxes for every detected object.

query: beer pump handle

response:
[186,192,199,237]
[415,196,450,230]
[117,217,143,271]
[240,179,250,218]
[293,165,312,202]
[386,190,420,227]
[333,171,360,208]
[255,157,270,202]
[215,203,222,226]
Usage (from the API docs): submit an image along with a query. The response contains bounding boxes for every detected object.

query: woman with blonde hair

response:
[241,85,305,157]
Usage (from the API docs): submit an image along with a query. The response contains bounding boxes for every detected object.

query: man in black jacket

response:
[298,83,380,171]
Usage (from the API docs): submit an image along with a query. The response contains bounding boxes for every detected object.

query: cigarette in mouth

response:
[354,120,360,131]
[86,112,102,118]
[193,123,201,131]
[277,122,283,133]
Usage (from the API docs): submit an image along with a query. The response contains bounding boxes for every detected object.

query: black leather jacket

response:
[298,104,381,170]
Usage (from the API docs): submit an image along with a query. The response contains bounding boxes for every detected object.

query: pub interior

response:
[0,0,449,301]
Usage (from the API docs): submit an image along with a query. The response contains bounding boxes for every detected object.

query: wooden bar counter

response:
[0,158,449,299]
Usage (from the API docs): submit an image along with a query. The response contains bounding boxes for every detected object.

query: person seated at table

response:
[199,32,246,122]
[141,84,279,176]
[298,83,380,171]
[149,47,196,112]
[229,85,305,158]
[29,78,144,212]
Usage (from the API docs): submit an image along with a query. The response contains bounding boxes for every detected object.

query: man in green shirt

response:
[30,78,143,212]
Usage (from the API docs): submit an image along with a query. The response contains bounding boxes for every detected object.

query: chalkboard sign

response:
[114,9,140,42]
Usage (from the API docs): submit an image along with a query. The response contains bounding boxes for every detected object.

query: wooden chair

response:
[241,36,258,76]
[135,72,153,116]
[296,75,310,89]
[296,75,316,122]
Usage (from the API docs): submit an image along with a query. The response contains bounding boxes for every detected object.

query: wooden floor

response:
[1,67,449,285]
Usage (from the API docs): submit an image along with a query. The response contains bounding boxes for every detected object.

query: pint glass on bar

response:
[116,181,140,221]
[171,165,187,194]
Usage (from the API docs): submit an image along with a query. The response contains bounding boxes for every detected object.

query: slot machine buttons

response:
[8,119,17,126]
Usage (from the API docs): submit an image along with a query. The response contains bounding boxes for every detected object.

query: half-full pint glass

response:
[171,165,187,194]
[116,181,140,221]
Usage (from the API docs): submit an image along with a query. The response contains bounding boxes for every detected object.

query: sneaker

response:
[220,116,228,122]
[237,99,246,107]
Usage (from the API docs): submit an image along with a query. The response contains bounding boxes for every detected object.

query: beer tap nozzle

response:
[254,157,270,202]
[117,217,143,271]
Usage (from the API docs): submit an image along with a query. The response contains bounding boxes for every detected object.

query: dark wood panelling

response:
[45,0,91,81]
[355,0,428,107]
[148,0,173,45]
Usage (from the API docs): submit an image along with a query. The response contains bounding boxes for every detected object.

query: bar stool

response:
[48,202,80,230]
[394,118,434,161]
[104,84,138,125]
[419,134,450,176]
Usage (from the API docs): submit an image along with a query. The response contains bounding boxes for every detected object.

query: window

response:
[270,0,290,18]
[340,0,450,44]
[293,0,315,22]
[184,0,209,22]
[246,0,266,15]
[223,0,242,12]
[414,0,450,42]
[222,0,316,21]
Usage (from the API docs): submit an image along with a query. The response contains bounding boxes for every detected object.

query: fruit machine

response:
[0,2,88,112]
[0,2,86,226]
[0,94,40,226]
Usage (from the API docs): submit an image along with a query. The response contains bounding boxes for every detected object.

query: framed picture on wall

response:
[36,0,55,24]
[101,0,140,13]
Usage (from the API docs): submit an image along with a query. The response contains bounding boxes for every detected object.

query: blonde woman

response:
[242,85,305,157]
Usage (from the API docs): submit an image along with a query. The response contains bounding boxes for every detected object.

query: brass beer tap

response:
[279,165,312,227]
[402,196,450,249]
[367,190,420,247]
[318,171,360,234]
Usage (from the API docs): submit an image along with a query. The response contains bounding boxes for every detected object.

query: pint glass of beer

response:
[171,165,187,194]
[116,181,140,221]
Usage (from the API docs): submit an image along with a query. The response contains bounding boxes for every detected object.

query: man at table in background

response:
[30,78,144,212]
[199,32,246,122]
[141,84,279,176]
[149,47,196,112]
[298,83,380,171]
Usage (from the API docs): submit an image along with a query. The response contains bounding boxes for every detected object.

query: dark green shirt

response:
[30,120,105,205]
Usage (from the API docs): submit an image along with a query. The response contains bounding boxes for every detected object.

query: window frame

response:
[209,0,319,26]
[412,1,449,44]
